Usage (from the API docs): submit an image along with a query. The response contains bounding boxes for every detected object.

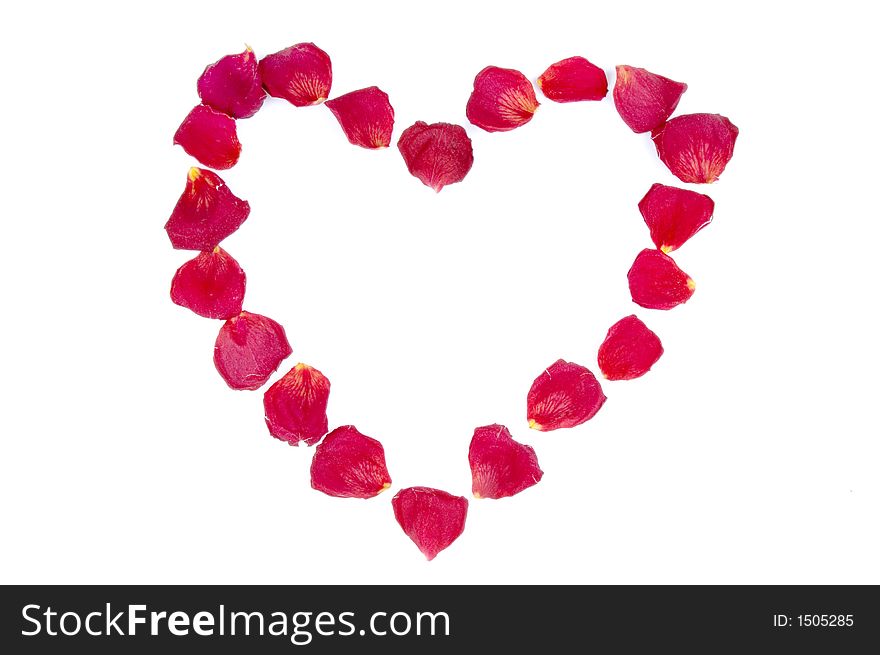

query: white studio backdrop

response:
[1,1,877,584]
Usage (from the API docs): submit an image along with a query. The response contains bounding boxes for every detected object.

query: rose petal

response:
[392,487,468,561]
[164,168,250,251]
[173,104,241,170]
[466,66,539,132]
[652,113,739,184]
[325,86,394,149]
[263,363,330,446]
[537,56,608,102]
[170,247,246,320]
[258,43,332,107]
[397,121,474,192]
[197,46,266,119]
[213,311,292,390]
[310,425,392,498]
[613,65,687,133]
[527,359,606,432]
[639,183,715,253]
[597,315,664,381]
[627,249,695,310]
[469,424,543,499]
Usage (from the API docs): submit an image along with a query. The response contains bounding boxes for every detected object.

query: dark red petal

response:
[597,315,664,381]
[164,168,250,251]
[173,104,241,170]
[397,121,474,192]
[537,56,608,102]
[466,66,539,132]
[325,86,394,149]
[527,359,606,432]
[258,43,332,107]
[263,363,330,446]
[170,247,246,320]
[392,487,468,561]
[310,425,391,498]
[197,46,266,119]
[627,249,695,310]
[652,113,739,184]
[613,65,687,134]
[638,183,715,253]
[468,424,543,499]
[213,311,292,390]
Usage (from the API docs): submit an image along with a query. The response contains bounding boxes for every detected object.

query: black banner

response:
[2,585,877,652]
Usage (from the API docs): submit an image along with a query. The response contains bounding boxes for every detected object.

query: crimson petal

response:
[173,104,241,170]
[263,363,330,446]
[311,426,391,498]
[469,424,543,499]
[213,311,292,390]
[392,487,468,561]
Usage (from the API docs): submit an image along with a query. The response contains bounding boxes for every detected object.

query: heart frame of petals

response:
[166,45,736,561]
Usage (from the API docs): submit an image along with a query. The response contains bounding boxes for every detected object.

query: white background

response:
[1,1,877,584]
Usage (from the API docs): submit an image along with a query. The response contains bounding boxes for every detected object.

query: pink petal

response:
[638,183,715,253]
[173,104,241,170]
[197,47,266,119]
[310,425,392,498]
[597,315,664,381]
[263,363,330,446]
[613,65,687,133]
[213,311,292,390]
[538,56,608,102]
[627,249,695,310]
[527,359,606,431]
[392,487,468,560]
[325,86,394,149]
[466,66,539,132]
[469,424,543,499]
[652,113,739,184]
[170,247,246,320]
[397,121,474,192]
[258,43,332,107]
[164,168,250,251]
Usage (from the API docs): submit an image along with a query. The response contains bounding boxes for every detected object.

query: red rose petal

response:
[392,487,468,561]
[613,65,687,134]
[627,248,695,310]
[213,311,292,390]
[310,425,392,498]
[325,86,394,149]
[173,104,241,170]
[597,315,664,381]
[469,424,543,499]
[263,363,330,446]
[170,247,246,320]
[397,121,474,192]
[652,113,739,184]
[197,46,266,119]
[527,359,606,432]
[537,56,608,103]
[164,168,250,251]
[639,183,715,253]
[258,43,332,107]
[466,66,539,132]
